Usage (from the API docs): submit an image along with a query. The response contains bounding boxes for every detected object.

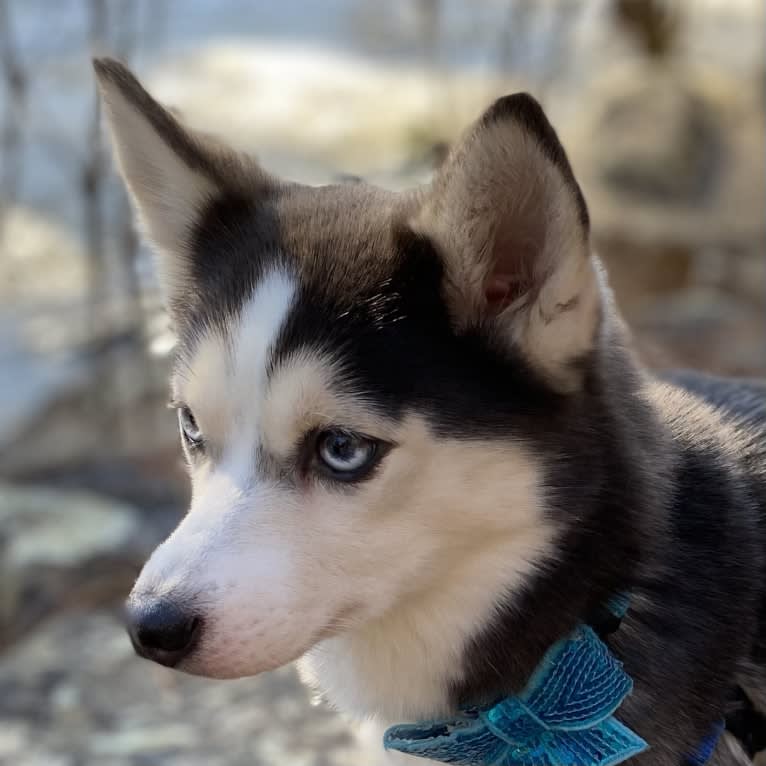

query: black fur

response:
[97,57,765,761]
[183,183,766,760]
[94,58,233,185]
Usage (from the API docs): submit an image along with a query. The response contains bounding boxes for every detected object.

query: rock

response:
[598,240,695,317]
[569,63,766,249]
[0,609,371,765]
[0,330,191,515]
[0,485,148,647]
[1,486,138,568]
[0,204,177,482]
[597,79,721,204]
[563,64,766,379]
[0,720,29,759]
[0,206,86,306]
[632,287,766,377]
[89,725,199,757]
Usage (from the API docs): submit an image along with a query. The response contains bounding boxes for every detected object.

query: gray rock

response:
[634,288,766,377]
[0,610,373,765]
[0,484,146,647]
[598,80,721,204]
[569,65,766,250]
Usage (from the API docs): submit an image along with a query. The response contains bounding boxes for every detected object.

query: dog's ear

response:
[93,58,268,314]
[414,94,601,391]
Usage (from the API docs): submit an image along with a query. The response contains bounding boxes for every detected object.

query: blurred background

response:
[0,1,763,764]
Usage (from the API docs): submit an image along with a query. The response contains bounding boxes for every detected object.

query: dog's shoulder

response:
[646,370,766,465]
[660,369,766,433]
[643,368,766,559]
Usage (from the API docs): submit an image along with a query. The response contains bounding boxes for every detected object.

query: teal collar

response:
[384,597,647,766]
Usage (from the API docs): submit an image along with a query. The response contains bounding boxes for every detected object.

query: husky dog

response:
[94,58,765,765]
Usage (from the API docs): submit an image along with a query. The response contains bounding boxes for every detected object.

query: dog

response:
[93,58,765,765]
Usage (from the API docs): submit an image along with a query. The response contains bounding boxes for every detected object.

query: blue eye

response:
[178,406,203,447]
[316,430,378,479]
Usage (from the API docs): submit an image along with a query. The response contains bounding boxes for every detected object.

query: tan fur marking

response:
[300,415,555,721]
[174,329,230,439]
[261,350,400,459]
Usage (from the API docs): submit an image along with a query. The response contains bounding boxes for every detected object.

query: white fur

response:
[178,266,297,450]
[138,351,555,717]
[134,268,313,676]
[300,511,554,722]
[131,267,556,717]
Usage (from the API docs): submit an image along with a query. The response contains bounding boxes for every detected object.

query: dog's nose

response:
[125,596,201,667]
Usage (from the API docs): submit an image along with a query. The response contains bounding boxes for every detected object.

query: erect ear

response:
[413,94,601,392]
[93,58,267,316]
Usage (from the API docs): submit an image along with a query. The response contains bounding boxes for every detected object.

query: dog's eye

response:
[178,406,203,448]
[316,429,378,480]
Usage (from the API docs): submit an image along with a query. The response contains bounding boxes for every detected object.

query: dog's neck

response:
[299,527,559,723]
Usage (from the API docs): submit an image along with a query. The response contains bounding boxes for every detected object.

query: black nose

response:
[125,596,201,667]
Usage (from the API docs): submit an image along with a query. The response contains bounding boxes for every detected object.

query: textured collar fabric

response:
[384,592,729,766]
[384,623,647,766]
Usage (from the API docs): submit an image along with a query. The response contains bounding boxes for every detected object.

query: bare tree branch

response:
[83,0,108,340]
[0,0,27,218]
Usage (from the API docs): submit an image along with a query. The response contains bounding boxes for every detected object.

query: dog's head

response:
[95,59,604,689]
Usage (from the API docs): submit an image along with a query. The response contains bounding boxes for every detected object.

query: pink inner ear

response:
[484,274,516,311]
[483,228,539,312]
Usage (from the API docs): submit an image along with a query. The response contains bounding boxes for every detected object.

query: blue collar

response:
[384,619,647,766]
[684,720,725,766]
[383,596,725,766]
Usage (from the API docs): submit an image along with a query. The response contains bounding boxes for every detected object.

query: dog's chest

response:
[298,633,458,724]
